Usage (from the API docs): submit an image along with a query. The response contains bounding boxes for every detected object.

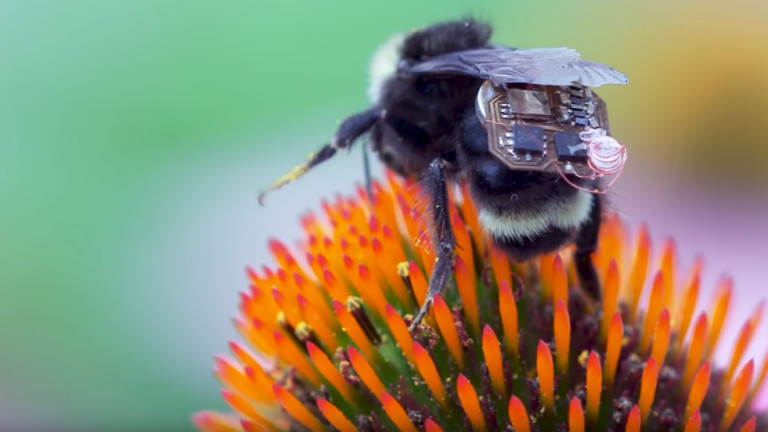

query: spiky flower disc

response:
[194,175,766,431]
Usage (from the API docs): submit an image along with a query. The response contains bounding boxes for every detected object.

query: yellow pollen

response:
[396,261,410,277]
[578,350,589,368]
[294,321,313,342]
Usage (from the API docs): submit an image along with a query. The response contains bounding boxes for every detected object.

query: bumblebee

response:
[259,20,629,327]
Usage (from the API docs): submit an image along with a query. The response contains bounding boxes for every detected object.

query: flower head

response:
[194,175,766,431]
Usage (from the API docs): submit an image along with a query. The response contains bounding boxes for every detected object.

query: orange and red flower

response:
[194,174,765,431]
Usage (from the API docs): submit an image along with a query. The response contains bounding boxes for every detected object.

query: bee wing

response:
[404,47,629,88]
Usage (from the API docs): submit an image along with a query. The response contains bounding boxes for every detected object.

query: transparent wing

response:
[404,47,629,88]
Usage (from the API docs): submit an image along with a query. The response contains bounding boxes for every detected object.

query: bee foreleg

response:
[409,159,456,332]
[574,194,602,300]
[258,109,381,204]
[333,108,382,150]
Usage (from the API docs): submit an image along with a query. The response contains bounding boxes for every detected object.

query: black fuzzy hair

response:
[401,19,492,62]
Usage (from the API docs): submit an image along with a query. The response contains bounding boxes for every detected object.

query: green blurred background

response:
[1,1,767,430]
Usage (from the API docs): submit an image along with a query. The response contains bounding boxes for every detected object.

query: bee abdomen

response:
[478,191,594,261]
[490,224,575,262]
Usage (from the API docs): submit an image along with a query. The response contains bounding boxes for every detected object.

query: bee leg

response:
[574,194,602,301]
[362,138,373,200]
[409,159,456,332]
[334,109,382,150]
[258,109,381,204]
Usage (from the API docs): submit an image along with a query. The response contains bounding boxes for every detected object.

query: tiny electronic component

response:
[477,81,626,192]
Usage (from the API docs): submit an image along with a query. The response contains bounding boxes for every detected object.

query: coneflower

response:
[193,174,766,432]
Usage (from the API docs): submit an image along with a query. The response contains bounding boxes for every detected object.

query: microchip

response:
[512,124,545,156]
[553,131,588,163]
